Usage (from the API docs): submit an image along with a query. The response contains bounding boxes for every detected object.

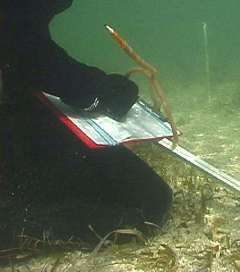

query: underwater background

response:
[50,0,240,80]
[50,0,240,180]
[2,1,240,270]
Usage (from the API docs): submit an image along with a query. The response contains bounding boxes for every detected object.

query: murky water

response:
[51,0,240,180]
[1,1,240,270]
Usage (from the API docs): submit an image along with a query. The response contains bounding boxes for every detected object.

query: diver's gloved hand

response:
[61,72,139,121]
[94,74,139,120]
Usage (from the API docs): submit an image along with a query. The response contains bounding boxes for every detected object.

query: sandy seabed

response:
[1,80,240,271]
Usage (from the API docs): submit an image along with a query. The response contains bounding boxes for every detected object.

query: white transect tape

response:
[158,138,240,193]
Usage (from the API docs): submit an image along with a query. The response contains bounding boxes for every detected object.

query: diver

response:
[0,0,172,247]
[1,0,138,120]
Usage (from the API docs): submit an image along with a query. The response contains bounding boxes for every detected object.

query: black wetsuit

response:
[0,0,172,248]
[1,0,138,119]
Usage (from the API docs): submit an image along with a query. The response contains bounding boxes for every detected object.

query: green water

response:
[50,0,240,81]
[50,0,240,180]
[1,3,240,269]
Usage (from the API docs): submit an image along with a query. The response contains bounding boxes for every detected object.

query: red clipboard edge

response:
[33,92,106,149]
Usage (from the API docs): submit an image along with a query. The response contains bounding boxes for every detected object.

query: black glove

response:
[90,74,139,120]
[61,71,139,121]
